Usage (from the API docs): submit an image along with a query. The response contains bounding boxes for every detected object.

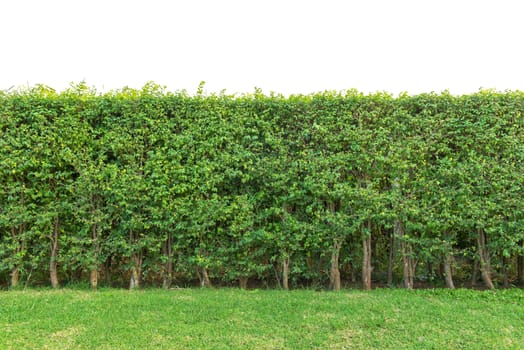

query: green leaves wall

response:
[1,85,523,289]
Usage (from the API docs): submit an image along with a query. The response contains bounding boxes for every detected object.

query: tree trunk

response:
[517,241,523,286]
[129,265,141,290]
[128,229,143,290]
[477,228,494,290]
[10,225,22,289]
[162,262,173,289]
[502,256,509,288]
[10,188,26,289]
[239,276,248,289]
[129,250,142,290]
[200,267,211,288]
[11,266,19,289]
[329,240,341,291]
[387,228,395,286]
[401,240,414,289]
[280,207,292,290]
[282,256,290,290]
[162,232,174,289]
[90,223,99,289]
[129,268,140,290]
[50,216,60,289]
[395,219,413,289]
[443,244,455,289]
[362,223,372,290]
[518,254,523,286]
[90,270,98,289]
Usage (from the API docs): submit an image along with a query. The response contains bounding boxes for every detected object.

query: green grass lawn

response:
[1,288,523,349]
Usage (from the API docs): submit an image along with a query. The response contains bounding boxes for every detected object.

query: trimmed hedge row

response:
[1,83,524,289]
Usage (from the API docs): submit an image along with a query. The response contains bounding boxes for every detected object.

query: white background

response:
[1,0,523,95]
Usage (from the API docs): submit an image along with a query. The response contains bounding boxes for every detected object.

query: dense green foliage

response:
[1,288,523,349]
[1,83,524,289]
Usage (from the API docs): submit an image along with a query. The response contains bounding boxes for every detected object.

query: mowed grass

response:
[1,288,523,349]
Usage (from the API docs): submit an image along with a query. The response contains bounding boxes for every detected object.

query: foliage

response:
[1,85,524,289]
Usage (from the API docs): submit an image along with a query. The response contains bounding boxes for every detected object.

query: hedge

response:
[1,83,524,290]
